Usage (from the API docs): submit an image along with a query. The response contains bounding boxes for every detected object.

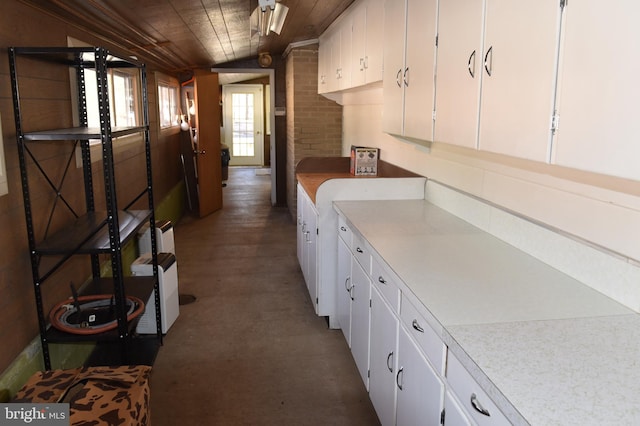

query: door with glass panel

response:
[223,84,264,166]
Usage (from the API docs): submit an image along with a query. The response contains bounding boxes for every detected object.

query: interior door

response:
[193,70,223,217]
[223,84,264,166]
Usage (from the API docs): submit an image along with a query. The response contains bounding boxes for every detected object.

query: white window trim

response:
[157,73,181,132]
[68,37,143,166]
[0,114,8,196]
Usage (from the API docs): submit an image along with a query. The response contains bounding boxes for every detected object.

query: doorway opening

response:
[212,68,276,206]
[223,84,264,167]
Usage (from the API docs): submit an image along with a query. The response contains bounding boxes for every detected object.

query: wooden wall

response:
[0,1,183,373]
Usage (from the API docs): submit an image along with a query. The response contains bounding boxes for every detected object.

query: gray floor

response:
[150,167,380,425]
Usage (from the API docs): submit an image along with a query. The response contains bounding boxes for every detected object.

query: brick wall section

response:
[285,44,343,219]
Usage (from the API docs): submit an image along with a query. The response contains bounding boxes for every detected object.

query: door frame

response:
[211,67,276,206]
[222,84,265,167]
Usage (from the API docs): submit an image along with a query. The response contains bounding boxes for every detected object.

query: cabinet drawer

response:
[446,354,510,426]
[400,295,446,375]
[351,231,371,273]
[371,256,400,313]
[338,215,352,246]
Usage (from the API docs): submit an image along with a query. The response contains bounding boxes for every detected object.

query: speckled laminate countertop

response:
[334,199,639,425]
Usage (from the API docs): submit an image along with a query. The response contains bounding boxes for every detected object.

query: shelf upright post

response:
[74,51,100,279]
[94,47,129,362]
[139,66,163,343]
[8,47,52,370]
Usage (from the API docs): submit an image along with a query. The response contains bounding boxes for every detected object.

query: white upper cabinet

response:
[551,1,640,181]
[433,0,484,149]
[382,0,438,141]
[352,0,385,88]
[478,0,561,162]
[318,31,331,94]
[435,0,561,161]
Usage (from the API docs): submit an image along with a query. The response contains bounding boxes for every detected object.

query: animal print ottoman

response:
[12,365,151,425]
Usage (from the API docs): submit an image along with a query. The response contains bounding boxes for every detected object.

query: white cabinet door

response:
[296,184,319,313]
[443,391,473,426]
[382,0,438,141]
[369,286,399,426]
[353,0,384,87]
[296,185,305,266]
[337,236,352,345]
[351,258,371,389]
[382,0,406,136]
[318,32,331,94]
[478,0,561,161]
[351,1,368,88]
[365,0,384,85]
[434,0,484,148]
[338,14,353,90]
[303,194,318,311]
[552,1,640,181]
[396,325,444,426]
[402,0,438,141]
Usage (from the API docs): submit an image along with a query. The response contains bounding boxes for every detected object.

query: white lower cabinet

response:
[351,252,372,389]
[369,286,399,426]
[443,390,473,426]
[446,353,510,426]
[337,233,352,345]
[396,325,445,426]
[296,184,319,311]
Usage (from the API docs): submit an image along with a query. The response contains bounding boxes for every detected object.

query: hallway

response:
[150,167,379,425]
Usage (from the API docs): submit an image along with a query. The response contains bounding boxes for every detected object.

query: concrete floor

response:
[150,167,380,425]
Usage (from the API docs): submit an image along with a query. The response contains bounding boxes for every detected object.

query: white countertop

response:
[333,199,639,425]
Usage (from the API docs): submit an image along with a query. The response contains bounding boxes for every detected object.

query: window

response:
[83,68,141,130]
[158,82,179,129]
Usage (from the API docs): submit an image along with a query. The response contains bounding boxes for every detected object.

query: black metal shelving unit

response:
[8,46,162,370]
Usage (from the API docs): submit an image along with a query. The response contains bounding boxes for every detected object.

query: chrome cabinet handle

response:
[468,50,476,78]
[344,277,352,293]
[194,149,206,155]
[356,247,363,254]
[403,67,409,87]
[396,367,404,390]
[396,69,402,87]
[470,393,491,417]
[386,352,394,372]
[484,46,493,76]
[378,276,387,285]
[340,226,347,232]
[359,57,365,71]
[412,319,424,333]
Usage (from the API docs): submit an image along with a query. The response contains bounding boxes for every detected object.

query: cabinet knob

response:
[356,247,363,254]
[378,276,387,285]
[340,226,347,232]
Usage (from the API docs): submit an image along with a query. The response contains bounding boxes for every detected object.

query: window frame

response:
[157,79,180,130]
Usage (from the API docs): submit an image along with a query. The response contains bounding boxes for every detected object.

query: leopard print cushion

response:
[13,365,151,426]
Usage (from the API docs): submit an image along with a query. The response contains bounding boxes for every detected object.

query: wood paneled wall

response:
[0,1,183,373]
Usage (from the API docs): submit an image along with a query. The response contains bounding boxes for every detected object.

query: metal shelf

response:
[23,126,149,141]
[9,45,161,370]
[36,210,152,255]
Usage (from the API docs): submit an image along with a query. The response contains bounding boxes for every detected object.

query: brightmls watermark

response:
[1,404,69,425]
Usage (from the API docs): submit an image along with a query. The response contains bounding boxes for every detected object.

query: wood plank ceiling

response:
[19,0,354,74]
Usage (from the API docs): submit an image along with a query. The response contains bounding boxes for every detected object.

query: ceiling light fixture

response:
[251,0,289,37]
